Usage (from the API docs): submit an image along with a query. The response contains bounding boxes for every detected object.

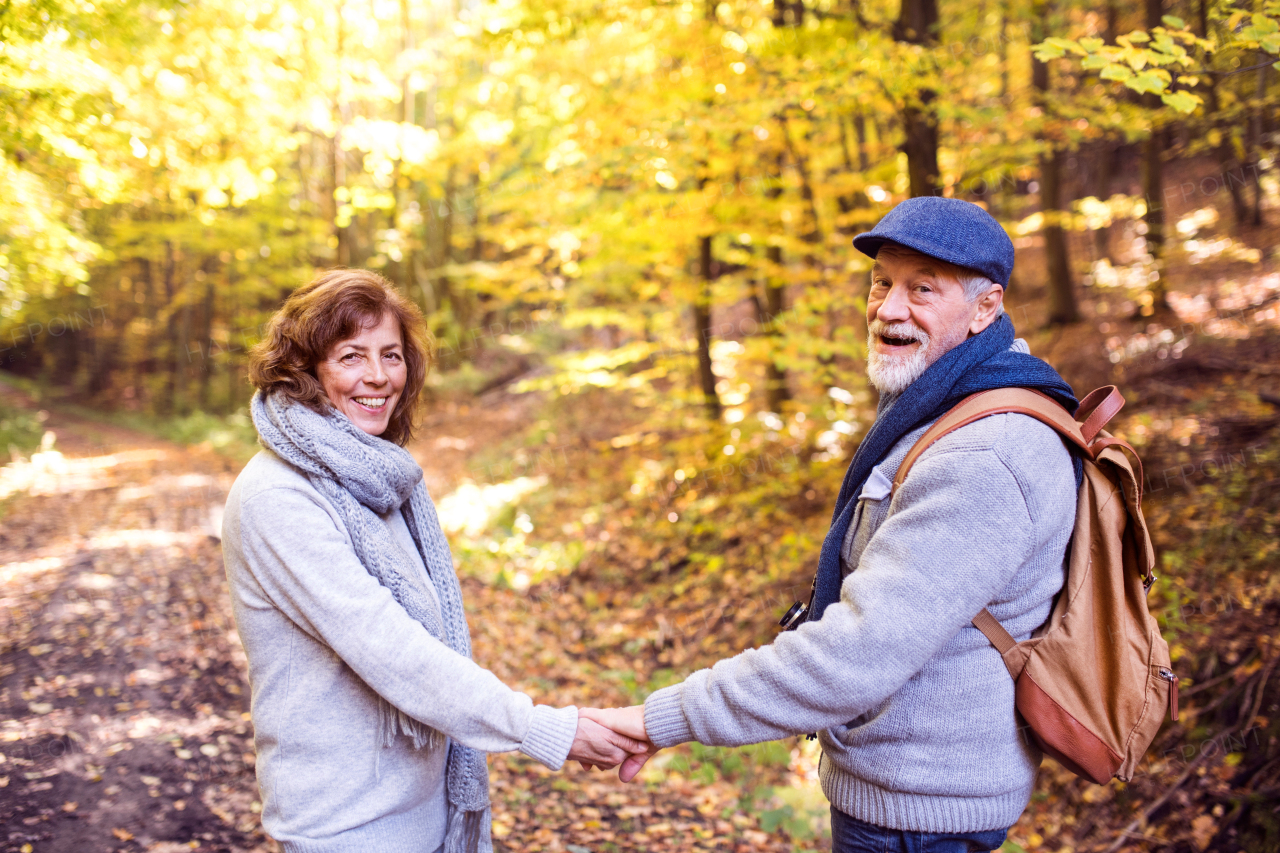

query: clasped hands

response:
[568,706,657,782]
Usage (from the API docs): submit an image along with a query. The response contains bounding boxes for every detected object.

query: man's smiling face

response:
[865,244,1004,395]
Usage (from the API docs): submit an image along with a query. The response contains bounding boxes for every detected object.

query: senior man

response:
[588,197,1081,852]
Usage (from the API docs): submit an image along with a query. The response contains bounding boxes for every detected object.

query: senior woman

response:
[222,269,645,853]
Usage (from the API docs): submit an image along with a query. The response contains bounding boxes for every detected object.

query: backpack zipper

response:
[1158,668,1179,721]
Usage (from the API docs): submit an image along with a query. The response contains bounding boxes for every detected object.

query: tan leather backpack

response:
[893,386,1178,784]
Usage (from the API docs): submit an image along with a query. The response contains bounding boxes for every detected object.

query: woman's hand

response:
[568,710,651,772]
[578,706,659,782]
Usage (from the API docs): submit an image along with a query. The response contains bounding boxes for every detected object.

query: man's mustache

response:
[869,321,930,346]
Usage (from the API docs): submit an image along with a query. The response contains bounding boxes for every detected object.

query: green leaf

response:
[1123,48,1150,71]
[1126,70,1169,94]
[1253,13,1280,35]
[1082,54,1110,70]
[1079,37,1105,52]
[1161,90,1201,113]
[1032,41,1066,61]
[1100,64,1134,82]
[1162,15,1186,28]
[1043,37,1088,56]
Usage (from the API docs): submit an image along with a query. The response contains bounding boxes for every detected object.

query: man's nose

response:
[875,283,912,323]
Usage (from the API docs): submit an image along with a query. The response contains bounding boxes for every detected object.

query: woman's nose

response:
[364,357,388,385]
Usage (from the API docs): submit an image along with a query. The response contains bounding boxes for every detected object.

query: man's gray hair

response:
[956,270,1003,307]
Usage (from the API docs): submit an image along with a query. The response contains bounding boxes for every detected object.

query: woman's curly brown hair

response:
[248,269,431,445]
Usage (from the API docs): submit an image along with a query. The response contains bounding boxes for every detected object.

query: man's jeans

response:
[831,808,1009,853]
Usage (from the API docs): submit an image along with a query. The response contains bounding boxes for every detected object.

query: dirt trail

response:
[0,382,261,853]
[0,387,791,853]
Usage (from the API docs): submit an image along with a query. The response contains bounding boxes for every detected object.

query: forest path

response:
[0,381,798,853]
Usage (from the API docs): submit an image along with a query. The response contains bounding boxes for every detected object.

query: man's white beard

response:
[867,317,981,395]
[866,320,933,395]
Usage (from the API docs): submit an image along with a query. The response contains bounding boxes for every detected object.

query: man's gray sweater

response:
[643,390,1076,832]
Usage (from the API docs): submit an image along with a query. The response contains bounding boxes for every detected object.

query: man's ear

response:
[969,286,1005,335]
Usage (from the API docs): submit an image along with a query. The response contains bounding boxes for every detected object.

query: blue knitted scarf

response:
[808,313,1078,622]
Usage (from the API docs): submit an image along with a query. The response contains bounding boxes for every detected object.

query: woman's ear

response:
[969,286,1006,335]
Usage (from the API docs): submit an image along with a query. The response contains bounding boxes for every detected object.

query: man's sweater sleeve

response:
[237,486,578,770]
[644,445,1036,749]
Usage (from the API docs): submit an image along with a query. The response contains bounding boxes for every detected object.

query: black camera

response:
[779,577,815,631]
[779,600,809,631]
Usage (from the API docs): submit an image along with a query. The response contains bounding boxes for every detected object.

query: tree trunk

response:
[999,0,1010,101]
[835,115,871,219]
[332,4,351,267]
[225,269,240,412]
[1042,151,1078,323]
[748,1,798,411]
[896,0,942,197]
[1033,1,1078,324]
[1141,0,1167,312]
[836,118,858,219]
[139,256,154,404]
[1140,130,1165,308]
[392,0,415,293]
[1250,60,1266,227]
[1208,99,1250,227]
[1090,8,1117,262]
[1196,0,1249,228]
[771,0,803,27]
[435,163,462,352]
[779,115,822,255]
[163,241,180,413]
[199,273,216,411]
[1093,140,1114,261]
[901,105,941,198]
[755,150,791,410]
[853,113,871,172]
[695,235,722,421]
[87,297,112,399]
[762,243,791,411]
[175,285,192,415]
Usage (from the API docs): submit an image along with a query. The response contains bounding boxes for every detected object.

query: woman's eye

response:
[384,352,402,362]
[340,353,362,364]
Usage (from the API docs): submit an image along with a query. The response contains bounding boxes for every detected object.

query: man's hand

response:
[567,710,650,772]
[579,706,660,782]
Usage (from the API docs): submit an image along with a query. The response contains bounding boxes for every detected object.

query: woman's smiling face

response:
[316,310,407,436]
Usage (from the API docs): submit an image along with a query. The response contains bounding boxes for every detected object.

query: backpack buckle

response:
[1143,571,1157,594]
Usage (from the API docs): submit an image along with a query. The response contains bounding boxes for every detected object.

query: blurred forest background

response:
[2,0,1279,851]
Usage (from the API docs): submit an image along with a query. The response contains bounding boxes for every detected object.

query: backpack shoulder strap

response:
[888,385,1126,657]
[890,387,1091,498]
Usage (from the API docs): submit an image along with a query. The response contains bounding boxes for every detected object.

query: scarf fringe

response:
[444,803,493,853]
[376,697,446,751]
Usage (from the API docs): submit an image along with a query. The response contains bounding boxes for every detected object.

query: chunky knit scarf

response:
[809,313,1080,623]
[251,390,492,853]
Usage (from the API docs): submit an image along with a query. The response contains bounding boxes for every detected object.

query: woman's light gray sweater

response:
[644,403,1076,833]
[222,450,579,853]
